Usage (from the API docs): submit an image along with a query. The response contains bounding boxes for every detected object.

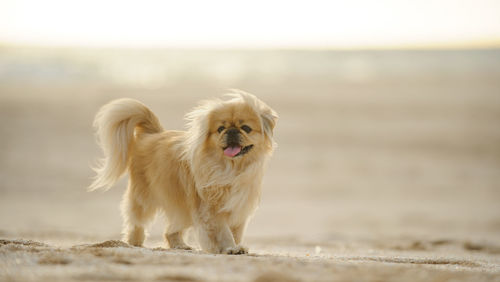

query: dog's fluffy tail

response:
[88,98,163,191]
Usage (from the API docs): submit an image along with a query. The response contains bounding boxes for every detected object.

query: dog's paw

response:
[171,243,192,251]
[223,245,248,255]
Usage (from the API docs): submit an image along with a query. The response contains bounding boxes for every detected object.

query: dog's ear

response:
[260,106,278,138]
[225,89,278,138]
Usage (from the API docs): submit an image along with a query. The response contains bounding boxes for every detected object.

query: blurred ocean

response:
[1,47,500,88]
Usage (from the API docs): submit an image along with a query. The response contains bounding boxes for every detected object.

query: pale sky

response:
[1,0,500,48]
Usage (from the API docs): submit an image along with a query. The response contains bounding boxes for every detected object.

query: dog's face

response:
[185,91,277,168]
[206,102,265,159]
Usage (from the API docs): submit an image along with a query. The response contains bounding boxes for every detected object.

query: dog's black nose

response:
[226,128,240,146]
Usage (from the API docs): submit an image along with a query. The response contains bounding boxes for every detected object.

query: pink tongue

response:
[224,146,241,157]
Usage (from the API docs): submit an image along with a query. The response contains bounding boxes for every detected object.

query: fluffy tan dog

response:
[89,90,278,254]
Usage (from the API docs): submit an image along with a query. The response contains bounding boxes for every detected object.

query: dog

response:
[89,90,278,254]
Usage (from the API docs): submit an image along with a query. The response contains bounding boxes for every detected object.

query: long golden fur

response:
[89,90,278,254]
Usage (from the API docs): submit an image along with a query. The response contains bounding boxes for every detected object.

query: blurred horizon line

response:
[2,40,500,51]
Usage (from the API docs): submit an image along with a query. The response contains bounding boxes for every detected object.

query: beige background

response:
[1,48,499,281]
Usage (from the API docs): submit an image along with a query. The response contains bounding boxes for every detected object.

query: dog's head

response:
[185,90,278,165]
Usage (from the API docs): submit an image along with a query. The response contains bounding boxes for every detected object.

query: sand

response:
[1,237,499,281]
[1,48,500,281]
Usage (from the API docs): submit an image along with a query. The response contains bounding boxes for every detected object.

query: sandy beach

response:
[1,48,500,281]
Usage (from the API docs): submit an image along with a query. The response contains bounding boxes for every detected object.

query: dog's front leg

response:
[195,201,248,254]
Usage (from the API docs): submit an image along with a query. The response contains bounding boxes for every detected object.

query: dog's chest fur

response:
[195,160,264,224]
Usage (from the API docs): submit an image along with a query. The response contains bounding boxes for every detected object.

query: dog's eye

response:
[217,126,225,133]
[241,125,252,133]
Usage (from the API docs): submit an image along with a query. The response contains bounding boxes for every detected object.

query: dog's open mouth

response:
[223,145,254,157]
